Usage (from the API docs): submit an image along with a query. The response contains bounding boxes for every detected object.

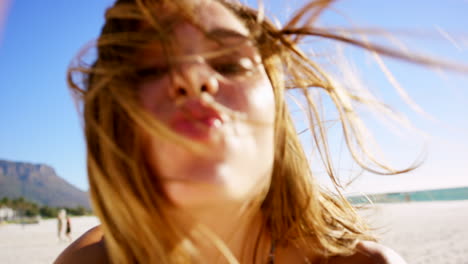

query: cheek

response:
[138,80,177,181]
[247,80,276,123]
[145,135,186,180]
[138,79,173,119]
[221,71,277,174]
[219,72,276,125]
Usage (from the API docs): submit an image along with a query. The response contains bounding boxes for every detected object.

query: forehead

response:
[138,0,252,62]
[156,0,249,35]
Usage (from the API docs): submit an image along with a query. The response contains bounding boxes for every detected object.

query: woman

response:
[55,0,409,263]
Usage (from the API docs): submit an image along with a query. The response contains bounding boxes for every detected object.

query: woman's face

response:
[138,0,275,208]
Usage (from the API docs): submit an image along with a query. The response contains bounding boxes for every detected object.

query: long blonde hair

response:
[67,0,457,263]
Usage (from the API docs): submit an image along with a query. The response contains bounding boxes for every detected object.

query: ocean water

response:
[348,186,468,204]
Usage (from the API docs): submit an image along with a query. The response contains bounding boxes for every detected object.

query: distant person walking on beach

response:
[65,216,72,242]
[57,209,66,241]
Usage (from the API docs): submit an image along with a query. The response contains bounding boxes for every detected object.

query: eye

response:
[136,66,169,80]
[210,57,256,76]
[212,63,247,75]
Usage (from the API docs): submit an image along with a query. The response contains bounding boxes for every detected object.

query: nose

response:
[169,60,219,100]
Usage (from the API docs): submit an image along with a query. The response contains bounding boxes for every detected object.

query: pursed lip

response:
[169,99,224,140]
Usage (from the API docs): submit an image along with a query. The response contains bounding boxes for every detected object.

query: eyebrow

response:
[207,28,250,41]
[137,27,253,64]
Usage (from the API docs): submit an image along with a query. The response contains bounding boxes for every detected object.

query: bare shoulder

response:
[54,225,110,264]
[330,241,407,264]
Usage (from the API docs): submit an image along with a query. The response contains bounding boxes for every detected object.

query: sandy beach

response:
[361,200,468,264]
[0,216,100,264]
[1,201,467,263]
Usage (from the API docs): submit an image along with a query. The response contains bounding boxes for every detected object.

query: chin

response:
[163,180,240,208]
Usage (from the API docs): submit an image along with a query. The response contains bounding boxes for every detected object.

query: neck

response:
[175,201,271,263]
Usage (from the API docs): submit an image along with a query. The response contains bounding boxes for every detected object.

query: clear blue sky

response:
[0,0,467,194]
